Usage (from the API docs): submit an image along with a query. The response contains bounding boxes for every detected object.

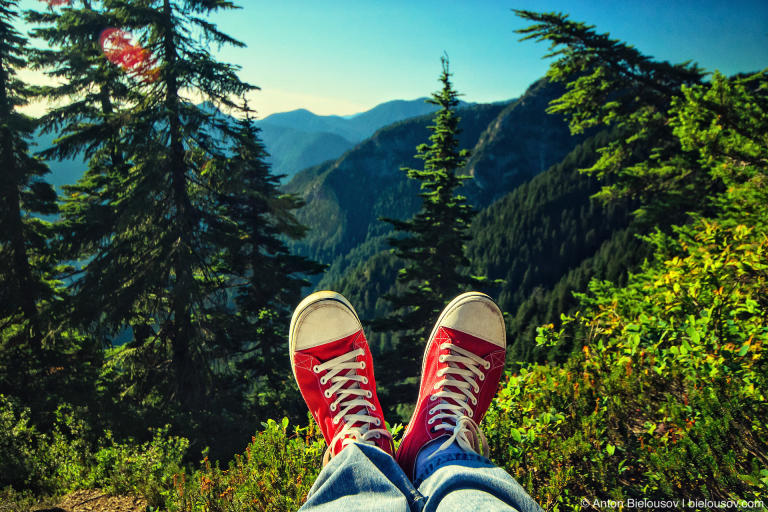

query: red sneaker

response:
[396,292,507,479]
[290,291,393,464]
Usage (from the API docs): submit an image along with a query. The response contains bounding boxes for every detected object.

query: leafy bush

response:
[484,217,768,511]
[0,395,43,490]
[169,416,324,512]
[0,396,188,508]
[84,427,189,506]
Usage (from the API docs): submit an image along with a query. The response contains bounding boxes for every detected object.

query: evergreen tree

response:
[29,0,138,332]
[373,57,485,419]
[29,0,319,447]
[207,109,323,425]
[514,10,708,224]
[0,0,100,425]
[0,0,55,351]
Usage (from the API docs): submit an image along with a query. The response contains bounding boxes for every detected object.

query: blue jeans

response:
[300,442,543,512]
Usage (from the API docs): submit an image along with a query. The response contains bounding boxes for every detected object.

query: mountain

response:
[318,132,641,361]
[462,79,578,206]
[256,98,464,180]
[256,125,355,181]
[465,132,644,362]
[283,78,576,267]
[282,101,506,265]
[258,98,449,143]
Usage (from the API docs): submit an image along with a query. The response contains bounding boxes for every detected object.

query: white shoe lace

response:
[313,347,391,465]
[427,342,491,458]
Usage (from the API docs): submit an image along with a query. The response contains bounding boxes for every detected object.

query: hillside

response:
[284,78,577,268]
[257,124,355,180]
[282,102,506,263]
[465,131,644,362]
[319,133,644,379]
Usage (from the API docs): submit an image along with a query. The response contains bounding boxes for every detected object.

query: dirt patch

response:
[35,489,148,512]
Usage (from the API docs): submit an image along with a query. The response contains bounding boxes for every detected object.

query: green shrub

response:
[169,416,324,512]
[484,218,768,511]
[0,396,188,508]
[82,426,189,507]
[0,395,43,490]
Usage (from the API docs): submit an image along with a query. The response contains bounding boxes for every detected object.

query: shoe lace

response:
[427,342,491,458]
[313,347,391,464]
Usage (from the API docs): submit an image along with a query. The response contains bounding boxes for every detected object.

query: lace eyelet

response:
[479,374,485,381]
[471,397,477,405]
[375,418,381,426]
[433,383,440,390]
[484,361,491,369]
[324,390,332,398]
[330,404,337,411]
[360,361,366,369]
[429,395,436,401]
[438,355,446,362]
[362,377,369,384]
[375,433,380,439]
[469,411,474,418]
[320,377,327,384]
[313,365,320,373]
[366,390,373,398]
[333,417,339,425]
[427,417,434,425]
[370,405,376,411]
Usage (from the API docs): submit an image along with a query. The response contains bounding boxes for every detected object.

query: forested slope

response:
[284,78,578,267]
[321,132,643,366]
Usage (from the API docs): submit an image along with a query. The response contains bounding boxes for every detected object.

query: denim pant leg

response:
[414,450,544,512]
[300,442,425,512]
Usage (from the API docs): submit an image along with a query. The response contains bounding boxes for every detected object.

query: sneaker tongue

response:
[309,331,363,361]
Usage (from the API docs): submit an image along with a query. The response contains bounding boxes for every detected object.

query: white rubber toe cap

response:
[289,291,362,352]
[437,292,506,348]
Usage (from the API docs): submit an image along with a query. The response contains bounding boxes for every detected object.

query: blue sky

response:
[18,0,768,118]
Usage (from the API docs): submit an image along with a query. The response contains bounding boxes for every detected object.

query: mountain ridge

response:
[37,97,480,188]
[283,78,577,268]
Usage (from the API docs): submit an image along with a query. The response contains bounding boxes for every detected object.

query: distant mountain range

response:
[35,97,467,190]
[255,98,471,180]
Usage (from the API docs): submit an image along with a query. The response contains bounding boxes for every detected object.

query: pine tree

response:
[0,0,55,350]
[514,10,708,224]
[0,0,99,423]
[373,57,485,419]
[206,109,323,427]
[29,0,320,445]
[29,0,138,328]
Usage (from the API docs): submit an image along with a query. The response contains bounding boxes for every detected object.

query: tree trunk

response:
[162,0,195,405]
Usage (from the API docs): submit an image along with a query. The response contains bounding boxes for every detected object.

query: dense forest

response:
[1,2,766,511]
